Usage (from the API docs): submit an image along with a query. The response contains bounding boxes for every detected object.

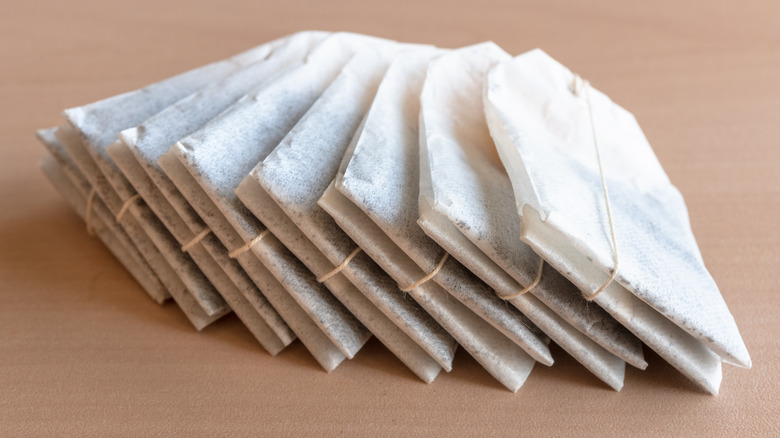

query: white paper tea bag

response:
[321,50,544,392]
[38,129,167,305]
[39,132,228,331]
[108,143,289,354]
[159,150,347,371]
[484,49,750,394]
[235,46,455,382]
[53,124,227,329]
[414,43,649,389]
[49,34,303,326]
[104,32,328,350]
[40,152,287,353]
[166,33,386,363]
[39,155,166,304]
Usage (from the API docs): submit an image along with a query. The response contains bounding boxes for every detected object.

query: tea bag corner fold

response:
[484,49,750,394]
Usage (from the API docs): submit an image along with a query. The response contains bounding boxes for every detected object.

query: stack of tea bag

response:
[37,31,750,394]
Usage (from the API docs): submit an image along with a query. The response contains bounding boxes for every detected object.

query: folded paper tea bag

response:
[39,155,167,305]
[414,43,649,390]
[50,34,305,327]
[160,152,348,370]
[484,49,750,394]
[321,49,544,392]
[38,130,168,305]
[108,144,289,354]
[161,33,390,369]
[235,46,455,383]
[53,125,228,330]
[105,32,329,351]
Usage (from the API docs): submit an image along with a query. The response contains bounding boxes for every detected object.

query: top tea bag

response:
[413,42,645,389]
[484,49,750,393]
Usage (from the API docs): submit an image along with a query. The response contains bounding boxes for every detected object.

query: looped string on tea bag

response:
[499,259,545,300]
[399,253,449,292]
[228,229,270,259]
[181,227,211,252]
[317,247,362,283]
[85,188,97,236]
[572,73,619,301]
[115,194,142,222]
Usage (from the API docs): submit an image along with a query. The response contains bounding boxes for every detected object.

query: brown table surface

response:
[2,0,779,436]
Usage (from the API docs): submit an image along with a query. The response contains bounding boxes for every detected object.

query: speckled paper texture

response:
[53,124,224,329]
[322,50,544,392]
[48,34,299,327]
[485,49,750,394]
[105,32,328,351]
[168,33,385,361]
[159,150,347,371]
[38,129,167,305]
[415,43,647,390]
[237,46,454,382]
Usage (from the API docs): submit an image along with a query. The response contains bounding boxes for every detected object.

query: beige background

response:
[2,0,779,436]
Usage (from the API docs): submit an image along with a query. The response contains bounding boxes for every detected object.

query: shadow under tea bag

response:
[322,48,544,392]
[415,43,648,390]
[163,33,389,369]
[484,49,750,394]
[105,32,328,351]
[236,46,455,383]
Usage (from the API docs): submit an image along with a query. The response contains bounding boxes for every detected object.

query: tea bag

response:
[51,34,305,326]
[39,155,165,303]
[321,49,543,392]
[37,129,167,305]
[105,32,328,349]
[159,152,347,370]
[53,124,227,329]
[235,46,455,383]
[484,49,751,394]
[414,43,651,390]
[162,33,392,368]
[108,143,289,354]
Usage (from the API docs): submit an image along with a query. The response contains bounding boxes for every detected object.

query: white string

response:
[573,74,619,301]
[399,253,449,292]
[317,248,362,283]
[181,228,211,252]
[115,194,141,222]
[228,229,270,259]
[499,259,544,300]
